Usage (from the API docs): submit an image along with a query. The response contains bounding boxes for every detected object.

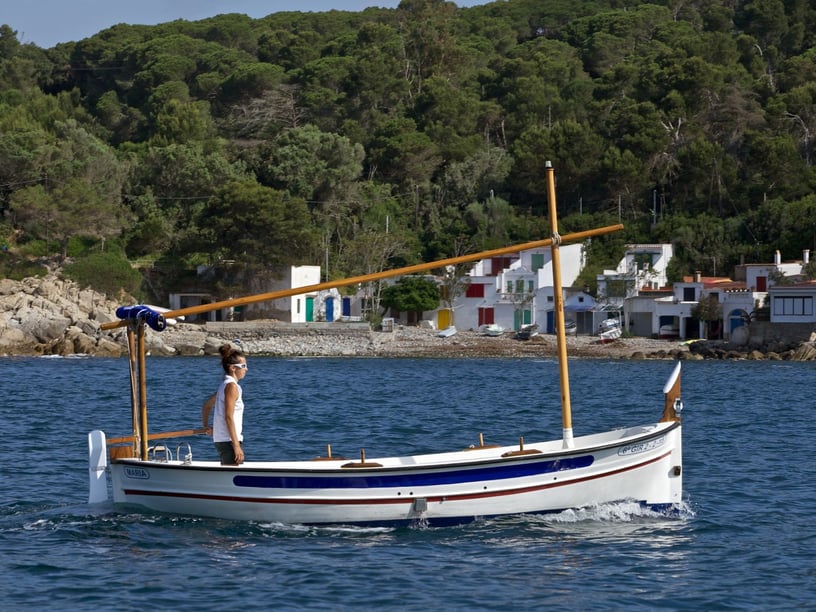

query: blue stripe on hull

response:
[117,448,678,525]
[232,455,595,489]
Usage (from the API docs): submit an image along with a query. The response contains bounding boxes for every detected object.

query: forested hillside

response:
[1,0,815,301]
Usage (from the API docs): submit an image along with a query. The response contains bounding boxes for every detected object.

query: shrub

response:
[0,255,47,280]
[63,252,142,298]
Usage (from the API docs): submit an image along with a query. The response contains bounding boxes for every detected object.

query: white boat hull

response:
[107,421,682,526]
[479,324,504,336]
[598,327,622,342]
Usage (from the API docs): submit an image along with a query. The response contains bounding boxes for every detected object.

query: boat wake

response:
[257,521,397,537]
[541,499,694,523]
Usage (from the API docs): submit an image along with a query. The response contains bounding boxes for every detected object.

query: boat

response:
[659,324,680,340]
[479,323,505,336]
[437,325,457,338]
[514,323,539,340]
[597,318,622,343]
[562,318,577,335]
[88,163,684,527]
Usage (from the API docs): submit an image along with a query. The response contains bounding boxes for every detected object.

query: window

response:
[683,287,696,301]
[490,256,515,276]
[773,295,813,316]
[465,283,485,298]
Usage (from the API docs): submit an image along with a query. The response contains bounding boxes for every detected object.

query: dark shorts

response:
[215,441,242,465]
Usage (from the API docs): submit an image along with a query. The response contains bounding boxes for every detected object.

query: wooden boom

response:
[101,224,623,330]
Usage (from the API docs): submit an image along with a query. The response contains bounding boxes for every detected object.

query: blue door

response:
[325,297,335,322]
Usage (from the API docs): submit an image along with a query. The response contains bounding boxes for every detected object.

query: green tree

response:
[198,179,318,273]
[126,142,247,256]
[380,275,440,320]
[396,0,459,96]
[691,294,722,339]
[11,120,130,259]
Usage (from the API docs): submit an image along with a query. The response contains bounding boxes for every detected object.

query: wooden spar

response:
[107,428,210,446]
[126,326,139,457]
[137,324,148,460]
[100,225,623,330]
[545,162,575,449]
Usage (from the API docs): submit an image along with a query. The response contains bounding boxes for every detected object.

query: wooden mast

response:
[101,225,623,331]
[126,326,140,458]
[545,162,574,449]
[137,323,148,460]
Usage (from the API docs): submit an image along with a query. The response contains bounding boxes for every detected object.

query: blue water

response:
[1,356,814,609]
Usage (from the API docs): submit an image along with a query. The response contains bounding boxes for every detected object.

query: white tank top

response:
[212,375,244,443]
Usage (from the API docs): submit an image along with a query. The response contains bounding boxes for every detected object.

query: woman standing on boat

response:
[201,344,248,465]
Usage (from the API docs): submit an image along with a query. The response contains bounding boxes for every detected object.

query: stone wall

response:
[747,321,815,349]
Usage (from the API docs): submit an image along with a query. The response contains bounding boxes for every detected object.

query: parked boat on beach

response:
[514,323,539,340]
[479,323,505,336]
[88,163,684,527]
[597,319,622,343]
[660,324,680,339]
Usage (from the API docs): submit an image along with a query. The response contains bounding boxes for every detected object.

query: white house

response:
[768,280,816,324]
[245,265,322,323]
[170,265,325,323]
[733,249,809,291]
[650,273,766,340]
[449,243,585,332]
[620,246,813,340]
[596,243,673,305]
[597,243,673,336]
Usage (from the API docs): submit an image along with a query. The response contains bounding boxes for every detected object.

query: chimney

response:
[694,271,701,283]
[804,249,810,265]
[774,250,781,265]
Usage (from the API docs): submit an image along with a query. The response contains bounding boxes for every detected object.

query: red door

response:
[478,307,495,325]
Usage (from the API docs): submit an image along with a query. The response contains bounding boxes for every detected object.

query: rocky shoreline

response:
[2,273,815,361]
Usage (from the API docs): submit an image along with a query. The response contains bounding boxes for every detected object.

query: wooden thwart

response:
[464,432,500,451]
[501,436,542,458]
[314,443,348,461]
[107,427,209,446]
[342,448,383,468]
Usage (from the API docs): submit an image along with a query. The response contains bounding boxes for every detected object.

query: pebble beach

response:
[153,321,691,360]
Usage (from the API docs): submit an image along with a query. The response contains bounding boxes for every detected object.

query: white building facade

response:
[449,243,585,332]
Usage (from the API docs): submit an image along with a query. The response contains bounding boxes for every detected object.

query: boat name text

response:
[124,467,150,479]
[618,436,665,456]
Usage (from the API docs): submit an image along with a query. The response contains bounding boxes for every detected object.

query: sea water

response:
[1,356,814,609]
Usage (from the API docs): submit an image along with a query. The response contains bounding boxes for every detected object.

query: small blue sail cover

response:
[115,305,167,332]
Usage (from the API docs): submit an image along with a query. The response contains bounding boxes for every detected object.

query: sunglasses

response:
[233,363,248,370]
